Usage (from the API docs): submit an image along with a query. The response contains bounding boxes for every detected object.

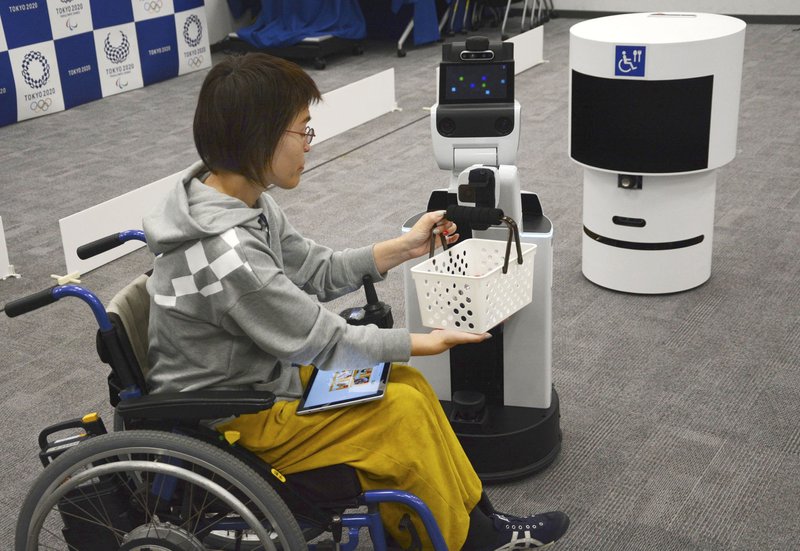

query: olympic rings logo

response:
[188,56,204,68]
[141,0,163,12]
[183,15,203,48]
[21,51,50,89]
[30,97,53,113]
[104,31,130,64]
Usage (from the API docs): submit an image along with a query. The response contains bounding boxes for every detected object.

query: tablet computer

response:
[296,363,392,415]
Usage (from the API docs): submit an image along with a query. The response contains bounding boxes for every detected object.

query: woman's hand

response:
[373,211,459,274]
[410,329,491,356]
[404,210,459,260]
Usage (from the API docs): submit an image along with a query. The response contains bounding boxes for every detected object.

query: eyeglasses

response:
[285,126,315,145]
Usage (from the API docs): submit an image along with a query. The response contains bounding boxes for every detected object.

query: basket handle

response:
[429,222,449,259]
[444,205,523,274]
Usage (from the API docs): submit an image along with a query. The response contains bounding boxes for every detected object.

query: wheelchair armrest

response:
[116,390,275,422]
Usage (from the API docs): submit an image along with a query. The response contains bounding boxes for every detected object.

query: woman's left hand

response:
[372,211,459,274]
[404,210,459,260]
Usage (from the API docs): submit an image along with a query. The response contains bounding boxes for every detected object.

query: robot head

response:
[432,37,521,172]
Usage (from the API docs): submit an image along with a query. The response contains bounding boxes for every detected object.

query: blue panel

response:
[0,0,53,49]
[0,51,17,126]
[137,16,178,85]
[236,0,366,49]
[55,32,102,109]
[174,0,204,12]
[90,0,134,30]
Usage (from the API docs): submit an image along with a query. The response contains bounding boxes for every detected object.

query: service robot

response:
[570,13,746,294]
[402,37,561,481]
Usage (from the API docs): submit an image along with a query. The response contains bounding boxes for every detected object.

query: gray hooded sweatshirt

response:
[143,162,412,401]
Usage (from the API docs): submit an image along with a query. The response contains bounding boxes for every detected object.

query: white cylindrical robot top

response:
[569,12,746,175]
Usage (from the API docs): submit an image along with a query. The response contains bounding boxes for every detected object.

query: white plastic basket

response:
[410,238,536,333]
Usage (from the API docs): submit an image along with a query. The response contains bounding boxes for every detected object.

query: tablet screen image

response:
[296,362,392,415]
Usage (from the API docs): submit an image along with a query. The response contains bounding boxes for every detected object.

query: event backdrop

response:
[0,0,211,127]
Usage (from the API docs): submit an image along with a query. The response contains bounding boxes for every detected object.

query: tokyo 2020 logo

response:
[183,15,203,48]
[21,51,50,89]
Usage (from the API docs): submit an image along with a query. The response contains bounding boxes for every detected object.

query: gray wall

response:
[204,0,248,44]
[553,0,800,16]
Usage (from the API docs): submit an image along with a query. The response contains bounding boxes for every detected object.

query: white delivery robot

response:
[569,13,746,294]
[402,37,561,481]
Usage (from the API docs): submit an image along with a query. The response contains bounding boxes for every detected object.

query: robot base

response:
[442,388,562,483]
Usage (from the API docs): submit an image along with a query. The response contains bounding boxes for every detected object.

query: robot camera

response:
[458,37,496,61]
[460,51,495,61]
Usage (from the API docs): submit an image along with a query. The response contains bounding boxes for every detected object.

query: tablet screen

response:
[296,363,391,415]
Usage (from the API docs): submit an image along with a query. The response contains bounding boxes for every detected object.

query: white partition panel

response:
[60,175,174,275]
[310,68,397,144]
[508,25,545,74]
[0,216,16,279]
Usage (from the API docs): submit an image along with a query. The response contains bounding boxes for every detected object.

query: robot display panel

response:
[570,71,713,174]
[440,62,515,104]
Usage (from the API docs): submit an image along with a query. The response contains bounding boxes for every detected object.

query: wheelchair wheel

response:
[15,430,307,551]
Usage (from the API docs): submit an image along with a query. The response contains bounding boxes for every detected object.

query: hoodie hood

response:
[144,161,264,254]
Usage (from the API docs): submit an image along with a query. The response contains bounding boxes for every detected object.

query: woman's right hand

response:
[410,330,492,356]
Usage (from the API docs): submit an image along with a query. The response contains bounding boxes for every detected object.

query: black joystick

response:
[339,275,394,329]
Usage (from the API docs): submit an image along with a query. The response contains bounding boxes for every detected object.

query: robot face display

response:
[432,38,521,171]
[440,62,514,104]
[437,38,515,112]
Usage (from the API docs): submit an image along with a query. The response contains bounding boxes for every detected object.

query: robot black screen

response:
[441,63,513,103]
[570,71,713,173]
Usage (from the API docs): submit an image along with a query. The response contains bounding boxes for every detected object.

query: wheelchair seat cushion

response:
[107,273,151,376]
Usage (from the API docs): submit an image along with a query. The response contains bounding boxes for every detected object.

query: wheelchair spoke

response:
[35,522,81,551]
[184,481,269,540]
[66,477,121,541]
[51,506,129,542]
[59,494,123,538]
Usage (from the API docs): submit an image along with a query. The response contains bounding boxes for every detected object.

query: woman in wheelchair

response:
[142,53,569,550]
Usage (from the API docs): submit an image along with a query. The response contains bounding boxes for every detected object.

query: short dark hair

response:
[193,53,321,188]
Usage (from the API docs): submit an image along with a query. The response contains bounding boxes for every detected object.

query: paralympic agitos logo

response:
[104,31,130,64]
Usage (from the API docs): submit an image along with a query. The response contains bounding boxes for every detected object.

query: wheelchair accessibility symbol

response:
[615,45,646,77]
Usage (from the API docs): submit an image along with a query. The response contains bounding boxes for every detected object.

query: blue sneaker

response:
[487,511,570,549]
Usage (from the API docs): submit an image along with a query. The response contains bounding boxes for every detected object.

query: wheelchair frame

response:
[6,230,448,551]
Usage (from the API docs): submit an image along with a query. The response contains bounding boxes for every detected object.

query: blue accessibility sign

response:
[615,45,646,77]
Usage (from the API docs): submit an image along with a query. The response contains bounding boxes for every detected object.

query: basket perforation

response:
[411,239,536,333]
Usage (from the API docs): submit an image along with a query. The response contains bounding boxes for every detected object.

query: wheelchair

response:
[6,230,452,551]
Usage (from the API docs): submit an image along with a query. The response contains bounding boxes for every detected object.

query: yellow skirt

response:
[217,364,483,550]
